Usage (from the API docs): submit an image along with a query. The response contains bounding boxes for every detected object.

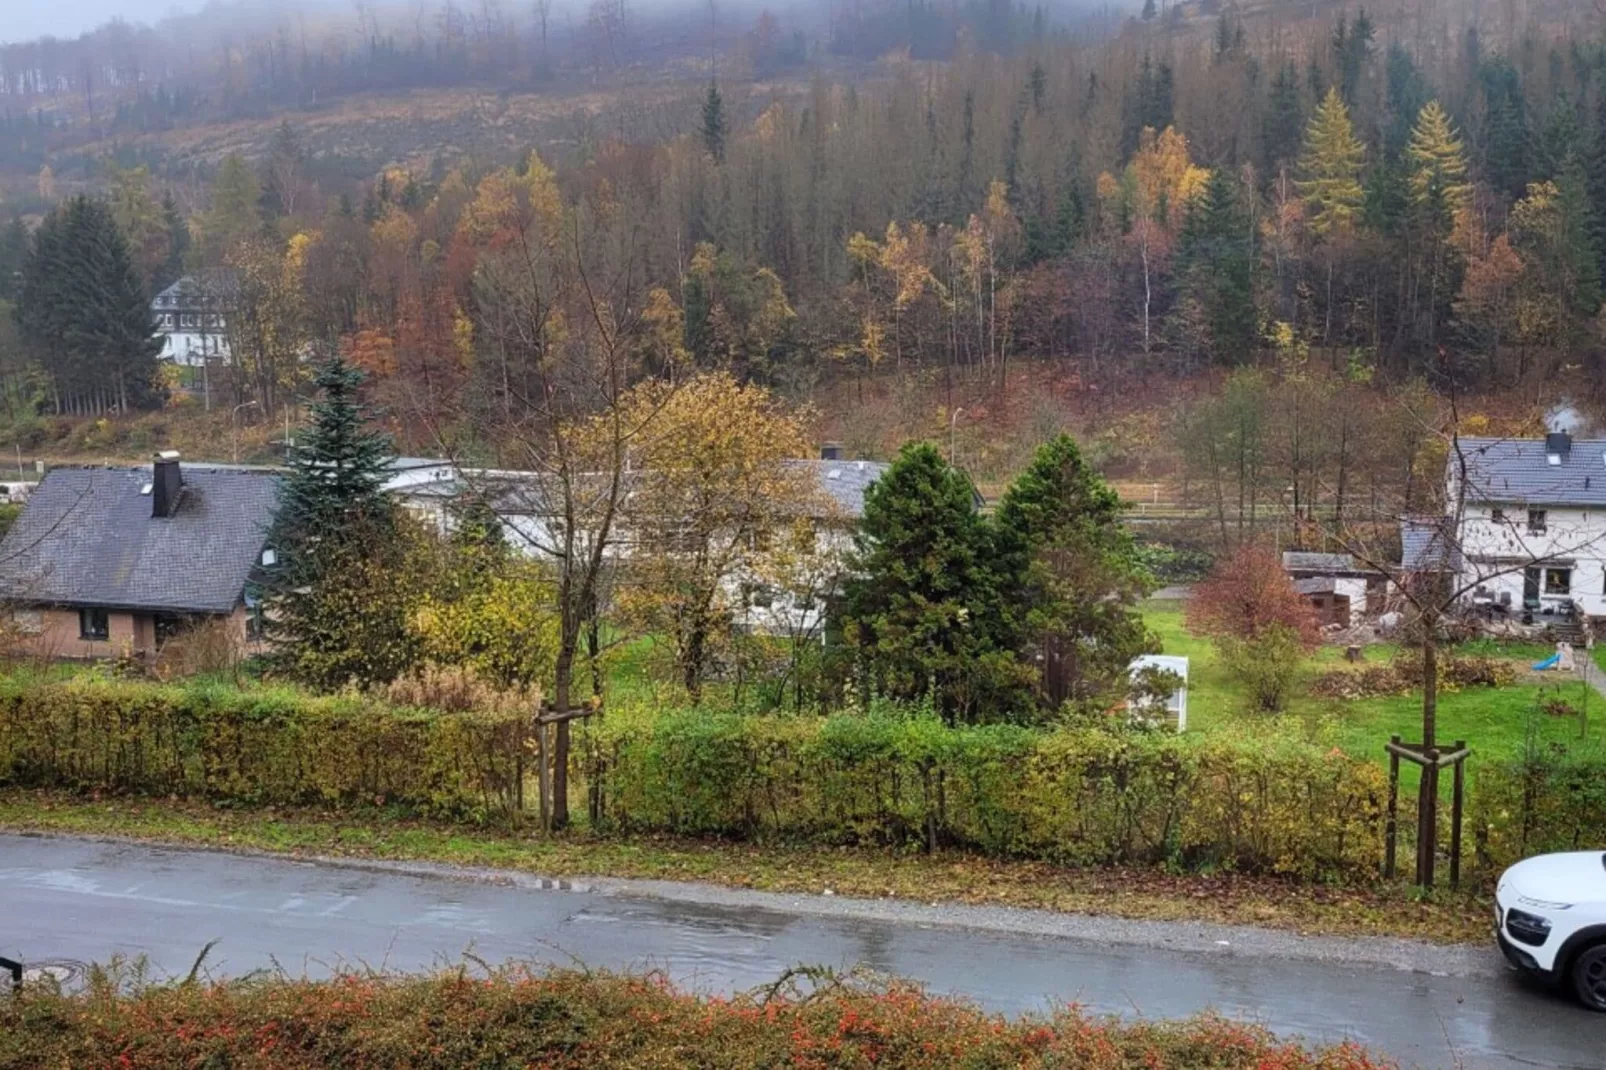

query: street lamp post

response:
[231,400,259,464]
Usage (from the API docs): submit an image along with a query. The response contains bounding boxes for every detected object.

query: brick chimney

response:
[152,451,183,518]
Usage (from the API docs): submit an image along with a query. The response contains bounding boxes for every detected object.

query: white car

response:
[1495,851,1606,1011]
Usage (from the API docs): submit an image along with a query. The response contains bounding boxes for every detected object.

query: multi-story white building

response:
[151,275,232,366]
[1443,432,1606,623]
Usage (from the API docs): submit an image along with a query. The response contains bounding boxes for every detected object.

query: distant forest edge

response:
[0,0,1602,443]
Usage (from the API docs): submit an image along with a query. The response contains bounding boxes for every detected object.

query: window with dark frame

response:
[1527,509,1547,535]
[1490,508,1506,523]
[78,608,109,641]
[1544,568,1572,596]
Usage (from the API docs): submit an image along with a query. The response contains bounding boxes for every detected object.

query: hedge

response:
[0,967,1393,1070]
[0,677,528,821]
[1473,748,1606,869]
[584,710,1390,881]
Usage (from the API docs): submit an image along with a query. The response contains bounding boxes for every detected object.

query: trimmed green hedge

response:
[8,675,1593,881]
[0,677,528,821]
[1474,749,1606,868]
[585,710,1390,881]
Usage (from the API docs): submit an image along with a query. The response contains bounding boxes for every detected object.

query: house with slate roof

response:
[0,454,279,659]
[1445,431,1606,623]
[382,448,903,637]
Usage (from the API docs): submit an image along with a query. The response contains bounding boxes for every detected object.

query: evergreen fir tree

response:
[1177,168,1257,363]
[155,193,189,293]
[15,196,165,413]
[992,435,1154,712]
[1028,62,1047,115]
[1297,88,1366,237]
[701,80,728,164]
[1382,44,1430,162]
[1262,62,1304,170]
[0,216,26,301]
[843,442,1024,723]
[1478,59,1532,201]
[1362,158,1410,239]
[1589,87,1606,283]
[1332,9,1374,104]
[1534,96,1581,183]
[265,355,412,690]
[1141,0,1156,19]
[1121,56,1175,160]
[1556,155,1603,322]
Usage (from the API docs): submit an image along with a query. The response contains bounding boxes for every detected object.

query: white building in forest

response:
[151,275,232,366]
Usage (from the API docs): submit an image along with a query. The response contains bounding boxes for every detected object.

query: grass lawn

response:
[1143,603,1605,776]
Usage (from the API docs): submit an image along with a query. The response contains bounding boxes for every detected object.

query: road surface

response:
[1,833,1598,1069]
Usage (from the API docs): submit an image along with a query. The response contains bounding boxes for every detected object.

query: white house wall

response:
[1457,506,1606,616]
[158,331,232,366]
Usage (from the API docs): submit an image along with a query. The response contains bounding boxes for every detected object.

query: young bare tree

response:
[1325,401,1606,886]
[465,205,670,830]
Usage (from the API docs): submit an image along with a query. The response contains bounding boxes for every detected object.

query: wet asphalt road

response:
[2,834,1601,1069]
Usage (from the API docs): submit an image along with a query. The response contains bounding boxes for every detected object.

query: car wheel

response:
[1573,944,1606,1012]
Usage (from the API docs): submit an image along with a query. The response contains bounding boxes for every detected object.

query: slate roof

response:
[1456,437,1606,507]
[0,465,280,614]
[151,271,238,311]
[783,459,893,516]
[391,460,899,520]
[1282,551,1361,574]
[1400,517,1463,573]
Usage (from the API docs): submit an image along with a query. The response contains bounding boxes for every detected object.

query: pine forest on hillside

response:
[0,0,1602,515]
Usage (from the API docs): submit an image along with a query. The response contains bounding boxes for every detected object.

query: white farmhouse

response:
[381,452,897,638]
[1444,431,1606,626]
[151,275,232,366]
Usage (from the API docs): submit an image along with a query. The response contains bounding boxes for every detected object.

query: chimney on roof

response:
[820,443,843,461]
[152,451,183,518]
[1545,431,1571,467]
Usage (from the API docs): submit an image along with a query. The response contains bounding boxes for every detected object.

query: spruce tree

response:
[1478,59,1532,201]
[701,80,728,164]
[1297,88,1366,237]
[843,442,1023,723]
[0,216,25,301]
[1177,169,1256,363]
[265,355,413,690]
[1556,155,1603,323]
[1262,62,1303,170]
[992,435,1154,712]
[155,193,190,293]
[1332,9,1375,105]
[15,196,164,413]
[1587,87,1606,282]
[1382,44,1430,162]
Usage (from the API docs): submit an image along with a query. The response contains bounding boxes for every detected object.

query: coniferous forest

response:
[0,0,1602,481]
